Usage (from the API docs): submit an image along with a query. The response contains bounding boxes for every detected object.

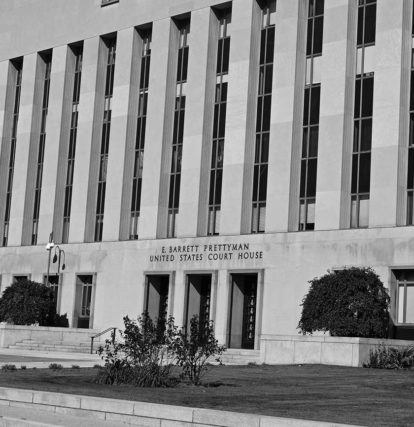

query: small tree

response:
[298,267,390,338]
[97,313,175,387]
[0,280,59,326]
[167,315,226,385]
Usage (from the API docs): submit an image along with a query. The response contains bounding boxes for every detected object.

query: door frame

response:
[226,269,264,350]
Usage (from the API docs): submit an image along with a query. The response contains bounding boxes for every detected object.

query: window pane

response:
[312,16,323,56]
[306,19,313,56]
[359,195,369,227]
[310,86,320,125]
[364,4,376,45]
[309,126,319,157]
[407,149,414,189]
[354,79,361,118]
[398,285,405,323]
[406,285,414,323]
[361,77,374,117]
[360,118,372,151]
[357,7,364,46]
[351,154,358,194]
[358,152,371,193]
[306,158,317,197]
[266,27,275,64]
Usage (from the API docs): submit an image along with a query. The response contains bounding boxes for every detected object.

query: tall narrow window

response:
[407,18,414,224]
[207,10,231,236]
[357,0,376,47]
[251,1,276,234]
[351,73,373,228]
[129,30,151,240]
[350,1,376,228]
[94,37,116,242]
[2,59,23,247]
[167,20,190,238]
[62,45,83,243]
[32,53,52,245]
[299,0,324,231]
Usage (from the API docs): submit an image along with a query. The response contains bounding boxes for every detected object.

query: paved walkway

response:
[0,349,101,369]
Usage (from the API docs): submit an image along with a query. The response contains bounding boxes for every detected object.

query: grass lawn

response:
[0,364,412,426]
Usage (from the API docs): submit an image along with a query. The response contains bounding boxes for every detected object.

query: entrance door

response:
[145,275,169,326]
[184,274,212,334]
[228,273,258,349]
[74,275,95,329]
[44,274,60,312]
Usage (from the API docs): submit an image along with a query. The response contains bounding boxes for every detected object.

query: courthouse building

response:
[0,0,414,350]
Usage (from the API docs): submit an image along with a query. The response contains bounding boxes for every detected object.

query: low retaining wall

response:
[260,335,414,367]
[0,324,100,348]
[0,387,354,427]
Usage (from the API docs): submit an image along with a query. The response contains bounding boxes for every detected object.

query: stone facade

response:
[0,0,413,351]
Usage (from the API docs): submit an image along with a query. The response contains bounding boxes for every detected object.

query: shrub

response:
[48,363,63,370]
[298,267,390,338]
[0,280,68,327]
[1,364,16,371]
[363,345,414,369]
[71,365,80,369]
[20,365,26,370]
[97,313,175,387]
[167,315,226,385]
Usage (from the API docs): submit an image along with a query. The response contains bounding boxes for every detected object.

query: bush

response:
[48,363,63,370]
[167,315,226,385]
[0,280,68,327]
[363,345,414,369]
[1,364,16,371]
[298,267,390,338]
[97,313,175,387]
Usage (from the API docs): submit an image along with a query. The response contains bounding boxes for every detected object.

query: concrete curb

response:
[0,386,362,427]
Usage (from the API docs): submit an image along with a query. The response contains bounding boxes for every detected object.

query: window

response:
[350,73,373,228]
[74,274,95,328]
[395,271,414,324]
[357,0,376,47]
[130,29,152,240]
[407,39,414,224]
[94,37,116,242]
[251,0,276,233]
[207,9,231,235]
[299,85,320,230]
[306,0,324,57]
[12,275,29,284]
[2,58,23,247]
[62,45,83,243]
[167,19,190,238]
[32,52,52,245]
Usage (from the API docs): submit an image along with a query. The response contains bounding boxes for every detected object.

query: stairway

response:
[8,338,103,354]
[216,349,262,365]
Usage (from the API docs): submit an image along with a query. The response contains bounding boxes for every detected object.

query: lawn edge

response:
[0,386,361,427]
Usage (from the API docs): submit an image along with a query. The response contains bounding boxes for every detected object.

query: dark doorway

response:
[184,274,212,334]
[144,275,169,326]
[74,275,94,329]
[228,273,258,349]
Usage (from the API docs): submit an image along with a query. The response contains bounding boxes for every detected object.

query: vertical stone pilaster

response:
[220,0,261,236]
[0,61,14,244]
[370,0,406,227]
[69,37,101,243]
[139,18,178,240]
[8,53,38,246]
[266,0,302,233]
[103,27,137,242]
[214,269,229,346]
[177,7,215,238]
[315,0,352,230]
[37,45,68,244]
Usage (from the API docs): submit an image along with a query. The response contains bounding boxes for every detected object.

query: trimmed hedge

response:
[298,267,390,338]
[0,279,68,327]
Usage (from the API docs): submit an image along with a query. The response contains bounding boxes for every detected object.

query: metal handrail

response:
[90,327,117,354]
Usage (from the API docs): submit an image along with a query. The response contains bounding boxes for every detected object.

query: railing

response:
[90,327,117,354]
